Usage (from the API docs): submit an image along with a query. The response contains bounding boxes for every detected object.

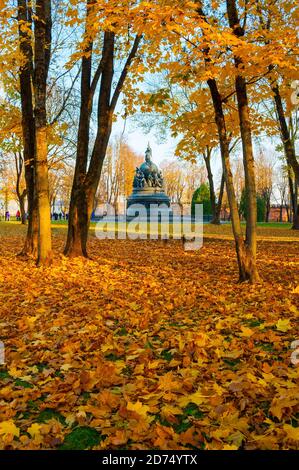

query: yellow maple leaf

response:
[27,423,42,439]
[270,396,298,420]
[101,343,114,353]
[276,319,291,332]
[251,434,279,449]
[8,366,23,378]
[161,405,182,417]
[60,363,72,371]
[26,316,39,327]
[222,444,239,450]
[127,401,149,418]
[239,326,254,337]
[134,364,144,374]
[110,430,128,446]
[223,349,244,359]
[283,424,299,441]
[0,420,20,438]
[178,390,207,407]
[65,413,76,427]
[148,360,161,369]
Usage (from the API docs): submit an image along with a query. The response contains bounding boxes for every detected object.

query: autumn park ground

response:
[0,222,298,450]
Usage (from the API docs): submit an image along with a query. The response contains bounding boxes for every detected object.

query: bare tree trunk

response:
[215,173,225,224]
[15,164,27,225]
[226,0,259,283]
[64,2,96,257]
[203,147,219,224]
[197,4,259,282]
[17,0,38,256]
[14,151,27,225]
[207,78,257,282]
[16,186,27,225]
[279,204,283,222]
[20,194,27,224]
[66,31,115,257]
[265,196,271,223]
[234,73,258,281]
[65,186,94,257]
[34,0,52,265]
[272,83,299,186]
[293,208,299,230]
[64,22,141,257]
[292,181,299,230]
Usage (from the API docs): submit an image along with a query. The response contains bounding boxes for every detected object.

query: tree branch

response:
[50,66,81,125]
[110,34,142,113]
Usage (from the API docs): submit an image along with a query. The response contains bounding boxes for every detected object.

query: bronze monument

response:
[127,144,171,212]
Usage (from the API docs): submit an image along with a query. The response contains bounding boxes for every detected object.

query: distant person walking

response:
[16,210,21,221]
[5,211,10,221]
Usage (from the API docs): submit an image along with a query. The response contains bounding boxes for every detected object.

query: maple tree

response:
[0,0,299,454]
[128,2,259,280]
[128,0,298,282]
[14,0,82,261]
[31,0,53,265]
[17,0,39,258]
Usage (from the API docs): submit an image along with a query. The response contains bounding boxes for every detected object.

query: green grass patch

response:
[160,349,174,362]
[15,378,33,388]
[223,358,241,369]
[0,369,11,380]
[183,402,205,419]
[116,327,128,336]
[59,426,102,450]
[105,353,124,361]
[37,408,66,425]
[245,319,264,327]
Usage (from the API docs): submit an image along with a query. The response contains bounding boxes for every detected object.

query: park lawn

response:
[203,223,299,242]
[0,222,298,450]
[52,220,298,242]
[3,219,299,241]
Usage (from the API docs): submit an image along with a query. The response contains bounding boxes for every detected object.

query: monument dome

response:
[127,143,171,213]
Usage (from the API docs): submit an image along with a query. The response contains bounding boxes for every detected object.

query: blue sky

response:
[112,115,179,164]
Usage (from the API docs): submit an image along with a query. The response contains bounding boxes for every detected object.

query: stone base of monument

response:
[127,187,172,221]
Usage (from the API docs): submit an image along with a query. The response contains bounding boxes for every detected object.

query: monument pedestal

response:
[127,193,171,221]
[127,187,170,210]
